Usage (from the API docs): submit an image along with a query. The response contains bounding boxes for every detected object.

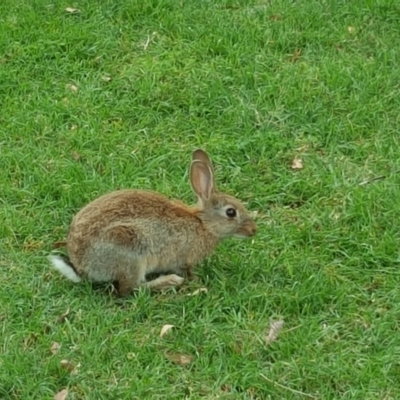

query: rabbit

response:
[48,149,257,296]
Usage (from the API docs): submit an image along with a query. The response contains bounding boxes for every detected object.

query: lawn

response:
[1,0,400,398]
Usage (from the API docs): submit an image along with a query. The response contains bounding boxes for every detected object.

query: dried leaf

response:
[65,7,79,13]
[50,342,61,355]
[265,320,284,345]
[57,308,70,324]
[52,241,67,249]
[165,353,193,366]
[160,324,174,337]
[60,359,80,375]
[187,288,208,296]
[71,151,81,161]
[66,83,78,92]
[291,157,303,170]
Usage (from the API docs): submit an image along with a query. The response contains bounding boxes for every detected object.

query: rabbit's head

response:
[190,149,257,240]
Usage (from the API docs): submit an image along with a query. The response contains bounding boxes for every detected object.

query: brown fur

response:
[53,150,257,296]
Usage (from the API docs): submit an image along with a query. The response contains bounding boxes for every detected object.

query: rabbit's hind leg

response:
[87,242,145,297]
[143,274,184,291]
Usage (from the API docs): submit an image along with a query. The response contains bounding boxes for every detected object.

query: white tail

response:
[48,255,82,283]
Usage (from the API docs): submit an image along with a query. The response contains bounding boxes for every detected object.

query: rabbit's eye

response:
[226,208,237,218]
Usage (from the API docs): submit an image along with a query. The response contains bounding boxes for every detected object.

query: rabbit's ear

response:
[190,160,214,201]
[192,149,214,173]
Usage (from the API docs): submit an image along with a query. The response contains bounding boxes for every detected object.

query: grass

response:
[1,0,400,398]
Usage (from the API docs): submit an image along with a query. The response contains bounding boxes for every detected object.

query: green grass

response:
[1,0,400,398]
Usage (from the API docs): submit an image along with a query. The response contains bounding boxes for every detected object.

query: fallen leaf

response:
[101,75,112,82]
[54,389,68,400]
[291,157,303,170]
[52,241,67,249]
[71,151,81,161]
[65,7,79,13]
[160,324,174,337]
[265,320,284,345]
[50,342,61,355]
[165,353,193,366]
[60,359,80,374]
[187,288,208,296]
[57,308,70,324]
[66,83,78,92]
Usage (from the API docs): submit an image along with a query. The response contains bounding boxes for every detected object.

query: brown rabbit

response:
[48,149,256,296]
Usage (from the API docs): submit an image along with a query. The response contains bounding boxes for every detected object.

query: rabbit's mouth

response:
[233,221,257,238]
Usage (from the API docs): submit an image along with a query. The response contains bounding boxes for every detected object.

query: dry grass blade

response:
[265,320,284,345]
[65,7,80,13]
[57,308,70,324]
[187,288,208,296]
[160,324,174,337]
[250,210,259,219]
[359,175,386,185]
[260,374,317,399]
[142,32,157,50]
[358,169,400,186]
[54,389,68,400]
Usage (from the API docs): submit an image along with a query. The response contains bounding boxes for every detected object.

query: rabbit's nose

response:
[249,224,257,236]
[244,220,257,236]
